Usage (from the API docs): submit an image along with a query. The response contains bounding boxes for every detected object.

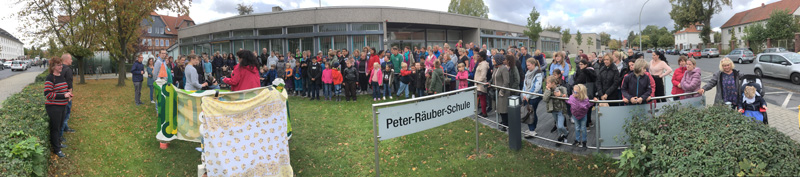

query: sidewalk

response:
[0,72,41,108]
[702,80,800,142]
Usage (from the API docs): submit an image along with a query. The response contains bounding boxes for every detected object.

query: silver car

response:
[680,49,690,56]
[762,47,787,53]
[701,48,719,58]
[725,48,755,64]
[754,52,800,84]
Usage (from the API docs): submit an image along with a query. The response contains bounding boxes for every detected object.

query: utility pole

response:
[639,0,651,50]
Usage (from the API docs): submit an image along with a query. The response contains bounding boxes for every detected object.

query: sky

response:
[0,0,782,48]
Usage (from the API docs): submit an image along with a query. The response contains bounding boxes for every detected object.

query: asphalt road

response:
[0,65,46,81]
[662,54,800,110]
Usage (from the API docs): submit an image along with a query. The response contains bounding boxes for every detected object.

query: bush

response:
[35,69,49,82]
[0,70,51,176]
[616,105,800,176]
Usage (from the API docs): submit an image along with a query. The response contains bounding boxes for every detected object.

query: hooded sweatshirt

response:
[567,95,594,120]
[223,65,261,91]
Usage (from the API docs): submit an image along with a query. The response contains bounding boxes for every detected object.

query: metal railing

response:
[444,72,701,150]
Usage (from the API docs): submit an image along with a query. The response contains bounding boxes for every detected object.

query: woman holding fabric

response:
[223,50,261,91]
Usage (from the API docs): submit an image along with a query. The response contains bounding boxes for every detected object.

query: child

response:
[382,63,394,100]
[284,63,294,94]
[411,63,426,98]
[456,63,469,89]
[259,65,269,87]
[396,63,411,99]
[369,63,383,101]
[322,63,333,101]
[429,61,444,94]
[293,61,303,96]
[566,84,593,148]
[425,71,433,95]
[343,60,359,101]
[739,84,766,123]
[543,75,569,144]
[332,63,343,101]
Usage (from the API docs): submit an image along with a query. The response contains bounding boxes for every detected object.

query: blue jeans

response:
[309,82,320,99]
[396,82,409,98]
[62,101,72,132]
[323,83,332,99]
[334,84,341,96]
[382,82,393,97]
[372,82,381,99]
[207,85,220,90]
[552,112,567,137]
[526,97,542,131]
[416,88,426,97]
[573,115,587,142]
[149,84,154,101]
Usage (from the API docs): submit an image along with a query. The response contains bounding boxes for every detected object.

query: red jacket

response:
[367,54,381,74]
[223,65,261,91]
[671,66,686,95]
[332,69,343,85]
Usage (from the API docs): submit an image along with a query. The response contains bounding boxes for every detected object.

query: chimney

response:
[272,6,283,12]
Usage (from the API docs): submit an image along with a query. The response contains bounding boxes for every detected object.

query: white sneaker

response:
[389,96,393,99]
[151,101,155,104]
[530,131,538,136]
[570,119,575,124]
[383,96,386,100]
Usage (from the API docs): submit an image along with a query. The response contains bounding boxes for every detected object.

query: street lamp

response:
[639,0,651,51]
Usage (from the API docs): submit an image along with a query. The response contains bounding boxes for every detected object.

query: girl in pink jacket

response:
[369,63,383,101]
[456,63,469,89]
[322,64,334,100]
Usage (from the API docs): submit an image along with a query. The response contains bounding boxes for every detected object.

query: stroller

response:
[738,74,768,124]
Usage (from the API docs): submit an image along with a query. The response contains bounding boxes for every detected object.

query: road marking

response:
[782,92,793,108]
[788,107,799,110]
[766,92,789,95]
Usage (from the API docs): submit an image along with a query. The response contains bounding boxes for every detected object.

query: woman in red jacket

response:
[367,47,381,76]
[671,56,688,100]
[223,50,261,91]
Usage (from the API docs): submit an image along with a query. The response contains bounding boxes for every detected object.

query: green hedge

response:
[0,70,50,176]
[616,105,800,176]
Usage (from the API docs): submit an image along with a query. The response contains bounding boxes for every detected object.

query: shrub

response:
[616,105,800,176]
[35,69,49,82]
[0,70,51,176]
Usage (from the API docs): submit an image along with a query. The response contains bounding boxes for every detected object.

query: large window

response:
[288,37,314,55]
[233,30,253,37]
[258,28,282,36]
[319,24,346,32]
[353,35,381,51]
[195,35,209,42]
[427,29,445,41]
[352,23,380,31]
[287,26,313,34]
[388,29,424,40]
[259,39,284,54]
[319,36,347,55]
[212,32,229,39]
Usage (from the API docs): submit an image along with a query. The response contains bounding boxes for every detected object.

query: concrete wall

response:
[179,6,527,39]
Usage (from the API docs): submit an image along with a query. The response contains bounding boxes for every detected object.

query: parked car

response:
[680,49,690,55]
[3,61,11,69]
[701,48,720,58]
[726,48,756,63]
[754,52,800,84]
[688,49,702,58]
[762,47,788,53]
[10,61,28,71]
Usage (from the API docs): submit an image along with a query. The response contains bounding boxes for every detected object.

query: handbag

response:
[521,105,535,124]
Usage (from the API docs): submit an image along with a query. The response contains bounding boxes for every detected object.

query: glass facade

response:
[319,36,348,56]
[319,24,346,32]
[352,35,381,52]
[233,30,254,37]
[258,28,282,36]
[287,26,313,34]
[352,23,380,31]
[258,39,284,54]
[288,37,314,54]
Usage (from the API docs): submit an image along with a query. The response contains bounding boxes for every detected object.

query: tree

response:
[766,9,800,41]
[634,35,651,49]
[561,29,571,50]
[608,39,621,50]
[599,32,611,46]
[448,0,489,18]
[47,38,61,58]
[627,31,637,48]
[576,30,583,46]
[658,35,675,48]
[16,0,100,84]
[730,29,737,42]
[713,32,721,43]
[587,37,594,46]
[669,0,732,44]
[544,25,562,33]
[743,23,767,53]
[94,0,190,86]
[236,3,253,15]
[523,6,543,44]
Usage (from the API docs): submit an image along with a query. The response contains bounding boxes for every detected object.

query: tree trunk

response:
[117,56,126,86]
[78,56,86,84]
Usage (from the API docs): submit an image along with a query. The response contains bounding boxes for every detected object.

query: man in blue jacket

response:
[131,54,145,106]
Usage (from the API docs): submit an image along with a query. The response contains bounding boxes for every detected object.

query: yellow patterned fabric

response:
[200,88,292,177]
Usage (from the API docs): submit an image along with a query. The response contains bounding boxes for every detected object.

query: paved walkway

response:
[0,72,42,108]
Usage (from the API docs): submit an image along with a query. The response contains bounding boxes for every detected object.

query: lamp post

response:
[639,0,651,51]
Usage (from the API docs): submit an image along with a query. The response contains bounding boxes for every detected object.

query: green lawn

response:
[49,79,617,176]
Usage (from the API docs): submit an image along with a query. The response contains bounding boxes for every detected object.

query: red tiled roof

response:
[150,12,194,35]
[675,23,703,34]
[720,0,800,29]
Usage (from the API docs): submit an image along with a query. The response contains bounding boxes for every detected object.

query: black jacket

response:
[259,53,269,67]
[343,66,359,82]
[573,67,596,85]
[595,64,621,99]
[411,70,426,89]
[307,62,322,84]
[212,56,224,69]
[620,72,653,101]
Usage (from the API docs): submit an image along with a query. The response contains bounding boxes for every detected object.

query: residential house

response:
[720,0,800,50]
[674,24,706,50]
[141,12,194,57]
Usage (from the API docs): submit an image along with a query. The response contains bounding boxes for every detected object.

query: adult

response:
[45,57,71,158]
[507,55,520,90]
[153,50,168,80]
[367,47,381,75]
[671,56,688,100]
[60,54,75,134]
[574,59,597,126]
[680,58,702,99]
[521,58,544,138]
[172,56,185,89]
[621,59,654,104]
[492,55,511,131]
[267,51,278,68]
[698,58,743,106]
[594,55,622,105]
[213,51,225,78]
[222,50,261,91]
[184,55,208,91]
[649,51,673,102]
[533,49,545,70]
[357,51,368,93]
[259,48,270,67]
[131,54,145,105]
[225,53,237,73]
[474,51,490,117]
[146,58,155,103]
[276,54,286,80]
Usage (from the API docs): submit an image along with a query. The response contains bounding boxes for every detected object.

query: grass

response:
[47,78,617,176]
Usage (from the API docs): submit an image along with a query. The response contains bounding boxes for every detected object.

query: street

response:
[662,54,800,110]
[0,65,46,80]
